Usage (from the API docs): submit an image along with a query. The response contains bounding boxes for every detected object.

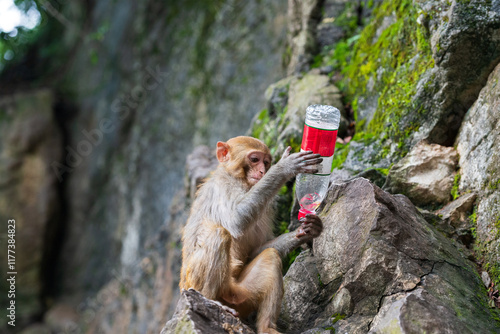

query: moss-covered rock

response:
[250,71,345,160]
[318,0,500,171]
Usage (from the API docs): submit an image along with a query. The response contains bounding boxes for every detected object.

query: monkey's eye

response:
[264,160,271,167]
[250,157,260,163]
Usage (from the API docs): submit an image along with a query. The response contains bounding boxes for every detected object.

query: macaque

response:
[179,136,323,334]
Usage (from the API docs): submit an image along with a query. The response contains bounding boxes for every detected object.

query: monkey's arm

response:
[232,148,322,236]
[250,214,323,259]
[251,231,302,260]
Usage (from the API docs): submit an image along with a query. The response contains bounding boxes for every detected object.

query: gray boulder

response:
[456,61,500,290]
[279,178,500,333]
[161,289,254,334]
[384,141,458,207]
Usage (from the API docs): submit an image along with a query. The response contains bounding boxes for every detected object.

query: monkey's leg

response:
[234,248,283,334]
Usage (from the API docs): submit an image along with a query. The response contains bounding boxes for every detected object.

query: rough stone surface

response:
[342,140,393,173]
[84,186,189,334]
[43,303,79,333]
[80,144,218,333]
[482,271,492,288]
[431,192,477,246]
[436,192,476,230]
[345,0,500,171]
[456,62,500,194]
[384,141,458,207]
[413,0,500,147]
[161,289,254,334]
[279,178,500,333]
[456,61,500,281]
[185,145,218,200]
[264,76,295,117]
[276,72,346,154]
[316,0,350,50]
[0,89,62,329]
[286,0,324,74]
[48,1,288,332]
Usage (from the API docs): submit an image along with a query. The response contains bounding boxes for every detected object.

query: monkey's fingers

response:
[305,214,323,225]
[298,151,321,160]
[301,157,323,166]
[296,150,315,156]
[300,166,320,174]
[281,146,293,159]
[301,224,322,238]
[295,227,307,238]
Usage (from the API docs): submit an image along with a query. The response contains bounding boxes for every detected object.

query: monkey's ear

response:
[216,141,230,162]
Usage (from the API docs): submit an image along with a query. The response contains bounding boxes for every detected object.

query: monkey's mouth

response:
[249,176,262,183]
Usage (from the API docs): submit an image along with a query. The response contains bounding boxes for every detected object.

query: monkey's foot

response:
[213,299,239,317]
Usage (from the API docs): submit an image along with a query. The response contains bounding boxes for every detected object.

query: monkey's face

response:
[246,151,271,186]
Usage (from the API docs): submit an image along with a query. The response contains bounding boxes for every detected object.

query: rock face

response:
[4,0,500,332]
[42,1,288,331]
[286,0,324,74]
[456,61,500,285]
[436,193,477,229]
[341,0,500,171]
[0,90,62,329]
[185,146,219,200]
[161,289,254,334]
[384,141,458,207]
[279,178,500,333]
[251,71,346,160]
[81,146,218,333]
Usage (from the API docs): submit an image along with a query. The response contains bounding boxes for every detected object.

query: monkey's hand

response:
[295,213,323,240]
[277,146,323,177]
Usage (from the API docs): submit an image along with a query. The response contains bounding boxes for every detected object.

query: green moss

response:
[451,173,461,200]
[331,143,350,170]
[488,178,500,191]
[318,273,324,288]
[175,315,195,333]
[485,262,500,287]
[375,167,391,176]
[89,49,99,65]
[283,248,301,275]
[288,134,302,153]
[331,313,346,324]
[469,206,477,239]
[282,45,292,68]
[327,0,434,162]
[251,109,270,139]
[89,21,110,41]
[278,221,289,234]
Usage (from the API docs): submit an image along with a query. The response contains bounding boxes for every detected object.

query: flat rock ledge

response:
[161,289,255,334]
